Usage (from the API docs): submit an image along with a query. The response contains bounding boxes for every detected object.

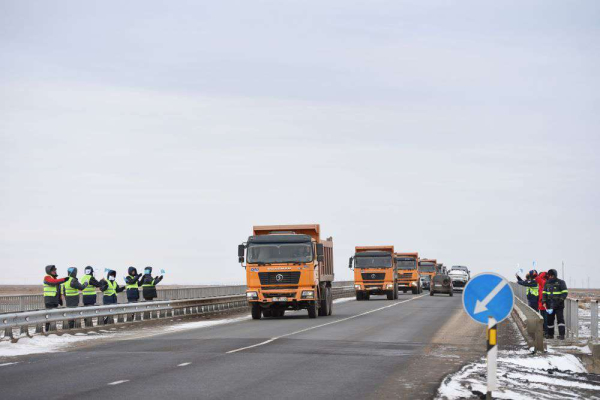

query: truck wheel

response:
[308,301,318,318]
[262,310,273,318]
[251,303,262,320]
[319,286,330,316]
[411,287,417,295]
[449,291,453,297]
[356,292,363,301]
[386,291,394,300]
[327,287,333,316]
[364,293,370,300]
[273,309,285,317]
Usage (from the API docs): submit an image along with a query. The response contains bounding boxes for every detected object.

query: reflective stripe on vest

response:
[80,275,96,295]
[142,279,155,288]
[63,278,79,297]
[126,275,138,290]
[104,280,117,296]
[43,275,58,297]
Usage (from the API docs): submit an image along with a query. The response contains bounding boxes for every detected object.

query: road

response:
[0,292,489,399]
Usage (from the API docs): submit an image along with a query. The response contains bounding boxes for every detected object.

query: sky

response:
[1,1,599,287]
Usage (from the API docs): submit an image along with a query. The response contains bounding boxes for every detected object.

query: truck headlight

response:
[246,291,258,299]
[301,290,314,299]
[411,281,417,286]
[354,284,361,289]
[386,284,394,289]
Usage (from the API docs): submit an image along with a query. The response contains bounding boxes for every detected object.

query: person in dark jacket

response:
[43,265,69,332]
[99,270,125,324]
[542,269,568,340]
[62,267,88,328]
[516,270,539,311]
[80,266,102,306]
[140,267,163,301]
[125,266,142,303]
[100,270,125,305]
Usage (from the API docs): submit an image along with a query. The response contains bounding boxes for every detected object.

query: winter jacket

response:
[63,268,88,308]
[100,279,125,304]
[140,270,163,300]
[543,277,568,310]
[125,267,142,302]
[43,266,68,308]
[535,272,548,311]
[80,269,103,306]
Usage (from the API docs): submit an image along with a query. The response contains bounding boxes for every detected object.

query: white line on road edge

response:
[177,362,192,367]
[107,380,129,386]
[0,362,18,367]
[227,294,427,354]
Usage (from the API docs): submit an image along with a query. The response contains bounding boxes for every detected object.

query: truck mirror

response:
[238,256,245,264]
[238,244,245,257]
[348,257,353,269]
[316,243,324,262]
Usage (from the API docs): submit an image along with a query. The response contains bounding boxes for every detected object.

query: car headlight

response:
[386,284,394,289]
[246,291,258,299]
[355,284,361,289]
[301,290,314,299]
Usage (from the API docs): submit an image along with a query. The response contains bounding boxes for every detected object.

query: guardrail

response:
[1,284,356,341]
[565,298,580,339]
[592,300,599,340]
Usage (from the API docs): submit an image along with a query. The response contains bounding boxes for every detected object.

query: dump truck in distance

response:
[238,224,334,319]
[395,252,422,294]
[349,246,397,300]
[418,258,437,290]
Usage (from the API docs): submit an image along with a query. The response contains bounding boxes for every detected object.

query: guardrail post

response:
[565,299,571,337]
[573,299,579,339]
[592,300,598,340]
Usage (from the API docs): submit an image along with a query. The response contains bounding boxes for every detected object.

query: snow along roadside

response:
[0,296,356,358]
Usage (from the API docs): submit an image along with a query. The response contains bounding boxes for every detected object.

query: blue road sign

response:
[462,273,514,324]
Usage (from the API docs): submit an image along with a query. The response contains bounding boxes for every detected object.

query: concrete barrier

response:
[511,295,545,352]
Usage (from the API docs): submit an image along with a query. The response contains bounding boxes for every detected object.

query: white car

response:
[448,269,469,290]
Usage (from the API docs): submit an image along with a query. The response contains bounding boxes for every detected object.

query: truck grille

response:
[262,292,296,298]
[259,272,301,285]
[399,273,413,279]
[361,272,386,281]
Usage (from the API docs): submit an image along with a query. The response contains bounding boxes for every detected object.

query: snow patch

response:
[0,333,113,357]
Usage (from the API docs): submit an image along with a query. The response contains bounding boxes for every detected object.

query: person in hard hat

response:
[543,269,568,340]
[80,266,102,306]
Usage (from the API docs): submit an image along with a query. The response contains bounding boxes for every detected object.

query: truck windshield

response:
[355,256,392,268]
[396,259,416,269]
[420,263,436,272]
[247,243,313,264]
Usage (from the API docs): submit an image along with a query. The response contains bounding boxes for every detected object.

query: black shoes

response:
[558,335,565,340]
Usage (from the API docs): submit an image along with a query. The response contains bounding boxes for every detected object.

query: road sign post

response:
[463,273,514,399]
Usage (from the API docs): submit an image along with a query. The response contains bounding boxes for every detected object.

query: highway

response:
[0,293,488,399]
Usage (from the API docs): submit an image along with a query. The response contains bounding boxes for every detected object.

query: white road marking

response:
[108,380,129,386]
[177,362,192,367]
[227,294,427,354]
[0,362,18,367]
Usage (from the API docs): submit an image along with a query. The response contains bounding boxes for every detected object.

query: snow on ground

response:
[0,295,358,358]
[436,350,600,400]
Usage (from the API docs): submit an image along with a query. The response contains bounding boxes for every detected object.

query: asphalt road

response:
[0,292,489,399]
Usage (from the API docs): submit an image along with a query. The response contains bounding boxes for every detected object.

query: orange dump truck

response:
[238,224,334,319]
[349,246,397,300]
[395,252,422,294]
[418,258,437,291]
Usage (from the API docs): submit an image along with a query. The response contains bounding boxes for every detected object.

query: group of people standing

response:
[43,265,164,310]
[516,268,568,340]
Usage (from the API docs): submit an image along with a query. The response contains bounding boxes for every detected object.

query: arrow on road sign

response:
[474,280,508,314]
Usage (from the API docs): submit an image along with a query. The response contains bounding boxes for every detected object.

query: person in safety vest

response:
[516,270,539,311]
[43,265,69,332]
[80,266,102,306]
[63,267,88,328]
[43,265,68,309]
[140,266,163,301]
[542,269,568,340]
[100,270,125,305]
[63,267,88,308]
[125,266,142,303]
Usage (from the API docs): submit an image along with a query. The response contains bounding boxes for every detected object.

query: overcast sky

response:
[1,1,598,287]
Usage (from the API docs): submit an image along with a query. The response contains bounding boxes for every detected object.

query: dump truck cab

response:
[418,259,437,291]
[395,252,422,294]
[239,224,334,320]
[349,246,397,300]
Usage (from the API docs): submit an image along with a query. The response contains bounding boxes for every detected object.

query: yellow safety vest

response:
[104,280,117,296]
[80,275,96,295]
[43,275,58,297]
[63,277,79,297]
[142,278,155,288]
[126,275,138,290]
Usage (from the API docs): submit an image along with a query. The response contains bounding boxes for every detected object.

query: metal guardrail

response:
[0,281,355,313]
[1,284,356,341]
[592,300,599,340]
